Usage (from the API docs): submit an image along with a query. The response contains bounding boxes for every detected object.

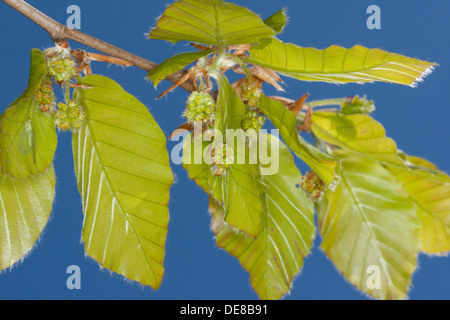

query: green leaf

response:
[258,95,337,186]
[210,134,315,300]
[148,0,276,46]
[9,49,48,106]
[0,49,56,179]
[311,112,403,166]
[214,74,246,131]
[147,50,213,88]
[209,161,262,238]
[182,134,211,193]
[386,155,450,255]
[263,9,287,34]
[23,49,48,98]
[0,166,55,271]
[0,98,57,178]
[247,39,436,86]
[209,75,262,237]
[316,151,419,300]
[73,75,173,289]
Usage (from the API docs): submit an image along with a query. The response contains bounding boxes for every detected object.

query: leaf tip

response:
[410,63,437,88]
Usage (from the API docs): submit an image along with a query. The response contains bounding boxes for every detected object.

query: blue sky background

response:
[0,0,449,300]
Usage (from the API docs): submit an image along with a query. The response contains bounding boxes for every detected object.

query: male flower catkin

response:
[241,82,262,109]
[34,77,55,113]
[47,57,76,82]
[302,170,326,202]
[241,110,265,132]
[211,143,234,176]
[55,100,86,131]
[184,91,215,123]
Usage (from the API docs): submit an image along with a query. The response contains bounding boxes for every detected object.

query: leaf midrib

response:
[340,172,395,292]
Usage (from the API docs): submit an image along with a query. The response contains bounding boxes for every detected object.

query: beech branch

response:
[1,0,195,93]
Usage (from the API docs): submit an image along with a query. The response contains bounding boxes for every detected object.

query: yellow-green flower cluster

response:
[241,82,262,109]
[47,58,76,82]
[241,110,265,133]
[55,100,86,131]
[34,78,55,113]
[301,170,326,202]
[211,143,234,176]
[184,91,215,123]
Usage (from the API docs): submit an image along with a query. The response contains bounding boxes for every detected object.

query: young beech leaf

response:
[14,49,49,103]
[263,9,287,34]
[208,75,262,237]
[385,155,450,255]
[0,49,56,178]
[0,98,57,178]
[148,0,276,46]
[0,166,55,272]
[147,50,214,88]
[208,152,263,238]
[247,38,436,87]
[73,75,173,290]
[258,95,337,186]
[316,150,419,300]
[311,112,404,166]
[209,134,315,300]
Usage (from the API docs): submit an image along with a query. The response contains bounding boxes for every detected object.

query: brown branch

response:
[1,0,195,93]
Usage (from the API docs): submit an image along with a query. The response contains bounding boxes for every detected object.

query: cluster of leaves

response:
[0,0,448,300]
[0,46,173,289]
[147,0,448,300]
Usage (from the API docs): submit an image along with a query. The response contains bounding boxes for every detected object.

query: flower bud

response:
[241,110,265,133]
[301,170,326,202]
[211,143,234,176]
[340,95,375,115]
[241,82,262,109]
[47,58,76,82]
[184,91,215,123]
[34,78,55,114]
[55,100,86,131]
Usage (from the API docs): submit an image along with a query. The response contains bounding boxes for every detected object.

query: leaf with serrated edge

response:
[311,112,403,166]
[0,166,55,271]
[316,150,419,300]
[259,95,337,186]
[263,9,287,34]
[247,38,436,87]
[73,75,173,289]
[386,155,450,255]
[0,98,57,178]
[210,134,315,300]
[0,49,56,178]
[147,50,213,88]
[209,75,262,237]
[149,0,276,46]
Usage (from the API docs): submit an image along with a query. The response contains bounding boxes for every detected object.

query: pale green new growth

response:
[210,134,315,300]
[1,0,447,301]
[259,95,337,186]
[209,76,262,237]
[387,156,450,255]
[73,75,173,289]
[0,166,55,271]
[317,151,420,300]
[0,49,57,179]
[247,38,436,87]
[148,0,276,46]
[311,112,403,166]
[147,50,213,88]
